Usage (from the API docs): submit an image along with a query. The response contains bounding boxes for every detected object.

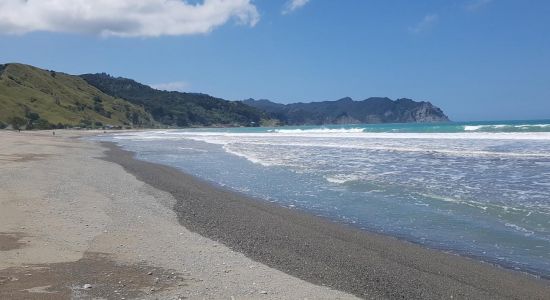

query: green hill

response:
[0,63,154,129]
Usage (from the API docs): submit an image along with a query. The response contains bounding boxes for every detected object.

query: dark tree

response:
[9,116,27,130]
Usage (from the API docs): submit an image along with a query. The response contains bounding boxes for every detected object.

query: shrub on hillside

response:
[79,119,92,128]
[26,111,40,122]
[27,118,54,130]
[9,116,27,130]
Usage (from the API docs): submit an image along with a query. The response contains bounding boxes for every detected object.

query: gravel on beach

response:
[103,141,550,299]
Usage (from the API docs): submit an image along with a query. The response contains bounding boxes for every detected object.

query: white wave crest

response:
[222,145,275,167]
[464,124,550,132]
[269,128,365,134]
[464,125,483,131]
[505,223,535,236]
[325,174,362,184]
[113,130,550,142]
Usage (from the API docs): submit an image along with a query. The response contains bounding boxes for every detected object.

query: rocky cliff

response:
[243,97,449,125]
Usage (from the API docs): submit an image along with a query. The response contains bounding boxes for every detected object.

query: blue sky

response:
[1,0,549,121]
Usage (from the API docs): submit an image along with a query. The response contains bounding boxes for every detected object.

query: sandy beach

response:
[0,130,355,299]
[1,130,550,299]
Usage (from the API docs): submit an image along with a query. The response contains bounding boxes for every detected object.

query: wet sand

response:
[103,141,550,299]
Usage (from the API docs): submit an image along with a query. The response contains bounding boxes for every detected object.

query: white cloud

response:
[465,0,493,12]
[408,14,439,34]
[0,0,259,37]
[282,0,310,15]
[150,81,190,92]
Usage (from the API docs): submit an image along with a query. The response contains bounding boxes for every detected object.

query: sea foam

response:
[102,121,550,278]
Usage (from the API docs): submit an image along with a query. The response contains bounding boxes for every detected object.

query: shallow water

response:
[97,120,550,278]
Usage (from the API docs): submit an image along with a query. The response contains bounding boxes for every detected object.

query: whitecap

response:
[324,174,363,184]
[271,127,365,134]
[505,223,535,236]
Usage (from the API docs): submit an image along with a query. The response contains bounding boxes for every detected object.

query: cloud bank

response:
[282,0,310,15]
[409,14,439,34]
[150,81,190,92]
[0,0,259,37]
[465,0,493,12]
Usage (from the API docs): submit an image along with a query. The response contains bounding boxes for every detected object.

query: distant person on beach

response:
[53,131,55,136]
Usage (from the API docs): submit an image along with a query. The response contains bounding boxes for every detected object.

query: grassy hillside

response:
[0,63,154,129]
[81,73,268,127]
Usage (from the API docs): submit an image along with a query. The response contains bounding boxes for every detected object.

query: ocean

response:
[97,119,550,278]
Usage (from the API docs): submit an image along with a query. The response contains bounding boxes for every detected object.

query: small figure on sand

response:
[52,131,55,136]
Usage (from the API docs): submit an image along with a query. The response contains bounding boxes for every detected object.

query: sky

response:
[1,0,549,121]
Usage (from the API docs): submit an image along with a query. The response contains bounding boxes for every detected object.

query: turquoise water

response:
[98,120,550,278]
[180,119,550,133]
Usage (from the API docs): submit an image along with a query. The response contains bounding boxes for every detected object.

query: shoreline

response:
[0,131,356,299]
[102,140,550,299]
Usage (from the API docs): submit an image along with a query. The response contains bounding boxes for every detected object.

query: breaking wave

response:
[268,128,365,134]
[464,124,550,132]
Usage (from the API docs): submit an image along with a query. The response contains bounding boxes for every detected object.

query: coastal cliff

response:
[243,97,450,125]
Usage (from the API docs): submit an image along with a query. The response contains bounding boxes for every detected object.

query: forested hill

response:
[243,97,450,125]
[80,73,266,127]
